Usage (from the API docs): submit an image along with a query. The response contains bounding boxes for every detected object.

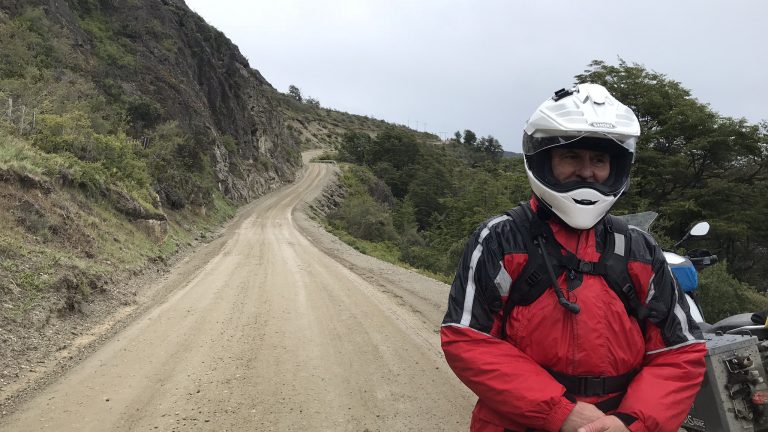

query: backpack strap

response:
[558,216,648,326]
[552,216,649,326]
[596,216,649,327]
[499,202,567,339]
[498,208,648,340]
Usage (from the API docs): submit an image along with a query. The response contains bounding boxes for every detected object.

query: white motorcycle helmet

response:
[523,83,641,229]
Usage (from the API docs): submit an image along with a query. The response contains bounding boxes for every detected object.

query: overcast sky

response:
[184,0,767,152]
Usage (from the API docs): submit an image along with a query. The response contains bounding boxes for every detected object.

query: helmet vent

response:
[573,198,598,206]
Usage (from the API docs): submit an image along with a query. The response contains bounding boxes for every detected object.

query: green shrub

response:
[399,243,447,275]
[311,150,338,161]
[126,96,162,129]
[221,134,237,153]
[329,193,397,242]
[33,111,151,188]
[698,261,768,323]
[142,121,218,209]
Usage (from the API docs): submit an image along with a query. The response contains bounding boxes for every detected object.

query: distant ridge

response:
[504,150,523,158]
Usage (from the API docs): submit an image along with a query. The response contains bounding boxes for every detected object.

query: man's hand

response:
[560,402,606,432]
[576,415,630,432]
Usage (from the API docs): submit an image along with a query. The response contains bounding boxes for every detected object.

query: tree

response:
[577,59,768,292]
[476,135,504,163]
[698,261,768,322]
[330,193,396,242]
[336,131,371,164]
[463,129,477,147]
[364,128,423,198]
[305,97,320,107]
[405,158,451,230]
[287,85,302,102]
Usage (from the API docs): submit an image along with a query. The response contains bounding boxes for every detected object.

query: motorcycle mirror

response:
[689,222,710,237]
[674,221,711,248]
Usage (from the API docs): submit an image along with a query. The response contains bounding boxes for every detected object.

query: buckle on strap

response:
[579,376,608,396]
[578,261,595,273]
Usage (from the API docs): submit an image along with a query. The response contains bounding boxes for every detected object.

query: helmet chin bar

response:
[538,195,612,230]
[527,167,620,230]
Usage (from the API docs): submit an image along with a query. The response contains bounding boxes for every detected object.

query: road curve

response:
[2,154,474,431]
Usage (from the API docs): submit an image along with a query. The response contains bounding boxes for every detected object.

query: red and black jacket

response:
[441,198,706,432]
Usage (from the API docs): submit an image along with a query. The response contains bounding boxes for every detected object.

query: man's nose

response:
[575,159,595,180]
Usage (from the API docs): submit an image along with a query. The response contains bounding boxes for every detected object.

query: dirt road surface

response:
[2,154,475,431]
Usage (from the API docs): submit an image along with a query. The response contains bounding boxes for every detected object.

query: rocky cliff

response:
[2,0,301,204]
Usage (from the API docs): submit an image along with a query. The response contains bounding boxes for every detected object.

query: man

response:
[441,83,706,432]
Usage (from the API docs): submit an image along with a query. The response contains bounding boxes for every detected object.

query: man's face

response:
[550,148,611,184]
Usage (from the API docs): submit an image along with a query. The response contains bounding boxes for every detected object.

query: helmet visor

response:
[522,132,637,156]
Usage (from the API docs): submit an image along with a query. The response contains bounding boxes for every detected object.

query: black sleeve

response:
[442,214,511,333]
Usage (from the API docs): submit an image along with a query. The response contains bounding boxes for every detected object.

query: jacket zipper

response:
[568,230,586,373]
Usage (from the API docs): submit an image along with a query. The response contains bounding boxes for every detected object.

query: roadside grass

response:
[0,134,237,323]
[0,225,108,320]
[0,136,46,177]
[322,222,452,284]
[89,200,159,266]
[0,133,62,182]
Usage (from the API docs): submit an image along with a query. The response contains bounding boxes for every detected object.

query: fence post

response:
[7,98,12,120]
[19,106,26,134]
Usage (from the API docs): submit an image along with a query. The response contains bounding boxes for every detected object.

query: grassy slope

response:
[0,131,236,324]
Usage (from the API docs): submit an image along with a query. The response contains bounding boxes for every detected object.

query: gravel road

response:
[1,153,474,431]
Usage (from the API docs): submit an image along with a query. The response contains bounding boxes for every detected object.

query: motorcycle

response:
[619,212,768,431]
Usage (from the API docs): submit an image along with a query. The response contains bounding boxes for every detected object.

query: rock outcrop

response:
[2,0,302,205]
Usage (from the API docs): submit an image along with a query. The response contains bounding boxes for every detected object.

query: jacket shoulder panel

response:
[625,225,658,265]
[442,211,529,332]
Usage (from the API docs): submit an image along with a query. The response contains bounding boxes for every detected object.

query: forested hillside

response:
[324,60,768,322]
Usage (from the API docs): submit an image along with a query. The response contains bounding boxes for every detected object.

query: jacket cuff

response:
[542,395,577,432]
